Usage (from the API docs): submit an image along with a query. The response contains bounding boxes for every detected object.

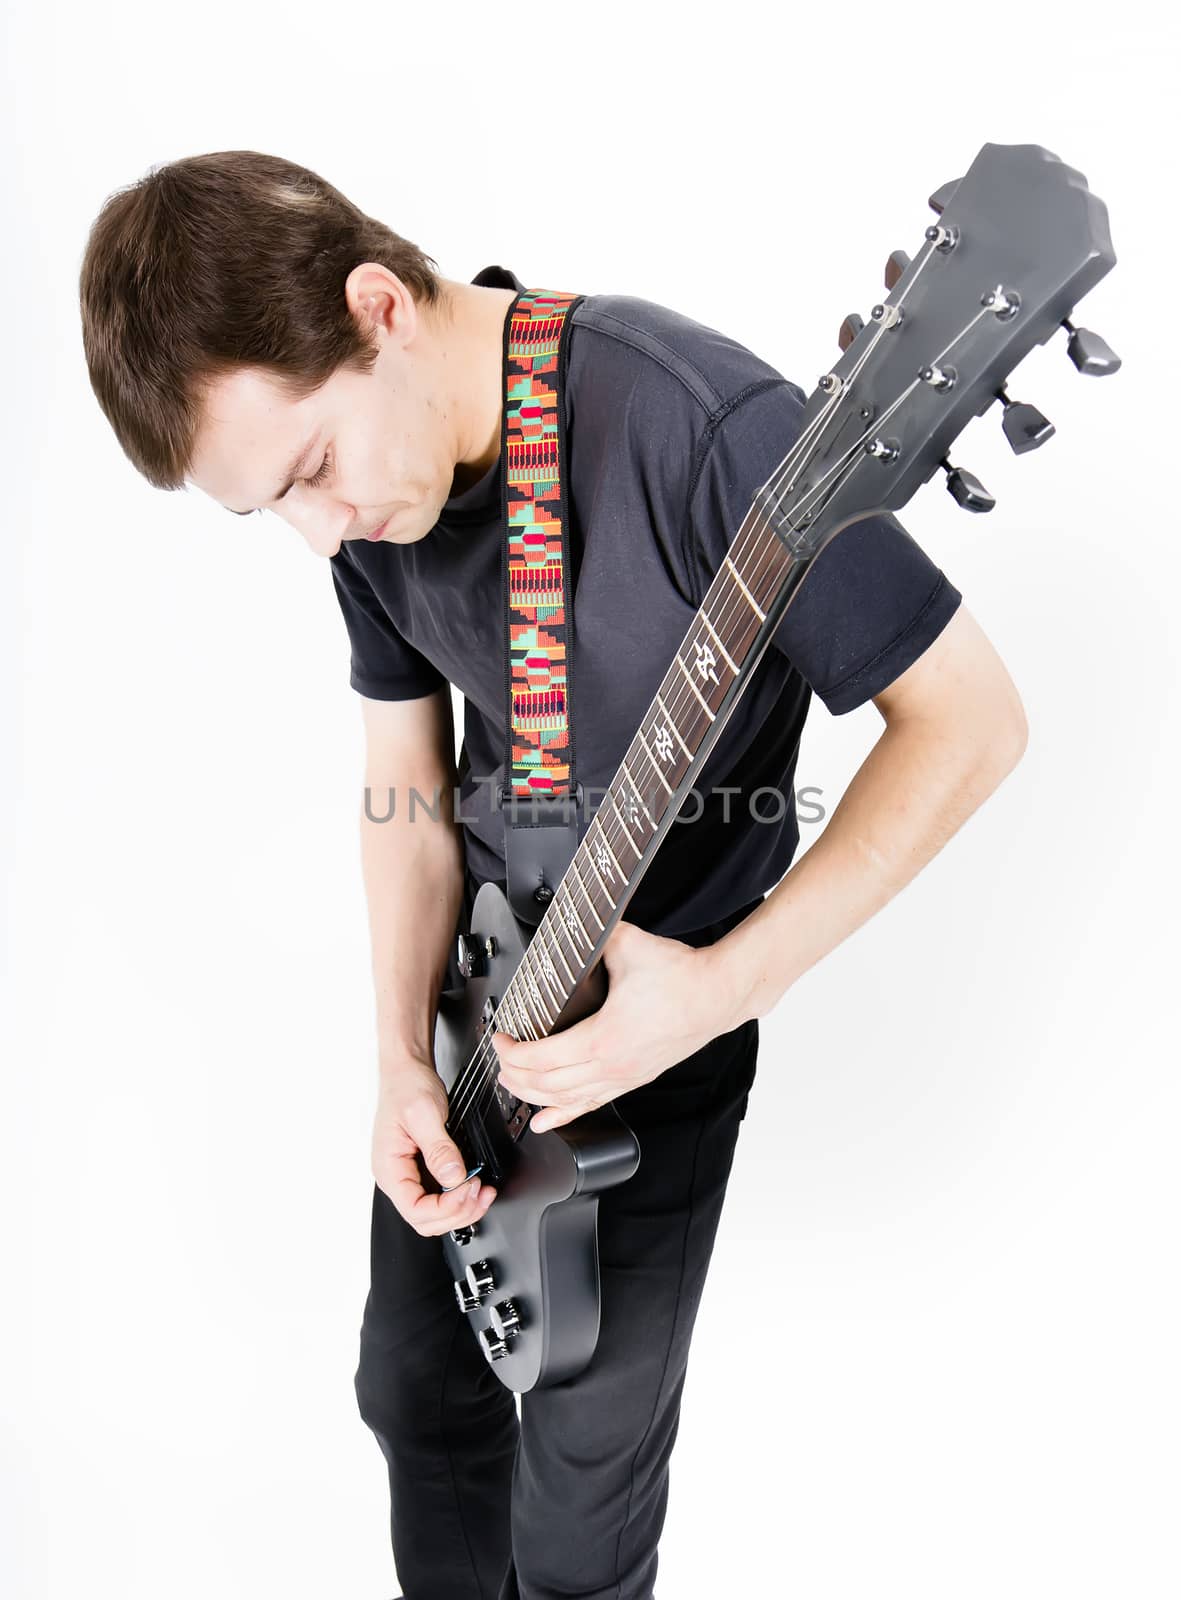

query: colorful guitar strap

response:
[497,288,587,927]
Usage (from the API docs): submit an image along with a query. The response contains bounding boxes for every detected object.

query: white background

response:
[2,4,1177,1596]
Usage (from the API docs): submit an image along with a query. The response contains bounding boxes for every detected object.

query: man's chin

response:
[374,503,437,545]
[394,503,444,545]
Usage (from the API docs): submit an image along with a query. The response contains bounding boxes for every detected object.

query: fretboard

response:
[493,484,816,1049]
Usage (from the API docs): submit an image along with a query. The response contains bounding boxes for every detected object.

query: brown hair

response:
[78,150,447,492]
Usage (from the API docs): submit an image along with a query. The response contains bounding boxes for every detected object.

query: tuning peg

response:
[838,312,864,353]
[995,386,1055,454]
[940,455,995,513]
[1061,318,1122,376]
[927,178,961,215]
[884,250,911,290]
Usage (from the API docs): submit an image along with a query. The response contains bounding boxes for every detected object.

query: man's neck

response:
[442,280,519,496]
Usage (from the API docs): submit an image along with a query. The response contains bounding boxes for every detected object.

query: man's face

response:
[186,278,460,558]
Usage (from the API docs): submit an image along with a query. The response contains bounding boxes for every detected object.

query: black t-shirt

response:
[330,266,962,936]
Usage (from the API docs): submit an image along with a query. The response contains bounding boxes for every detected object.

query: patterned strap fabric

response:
[502,289,585,801]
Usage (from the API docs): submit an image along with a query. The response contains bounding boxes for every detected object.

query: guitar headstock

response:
[766,143,1119,556]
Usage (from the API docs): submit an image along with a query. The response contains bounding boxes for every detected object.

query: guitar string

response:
[465,254,1002,1112]
[442,313,904,1135]
[444,311,925,1137]
[447,438,870,1138]
[445,244,960,1139]
[445,307,948,1144]
[445,231,968,1137]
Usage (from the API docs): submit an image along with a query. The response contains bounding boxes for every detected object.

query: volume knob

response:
[465,1259,495,1302]
[479,1326,510,1362]
[453,1279,480,1312]
[490,1299,522,1340]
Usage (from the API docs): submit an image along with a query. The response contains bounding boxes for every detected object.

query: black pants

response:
[354,877,761,1600]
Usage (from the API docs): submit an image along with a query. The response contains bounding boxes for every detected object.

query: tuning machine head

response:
[837,312,864,353]
[927,177,962,215]
[940,456,995,514]
[884,249,911,290]
[994,386,1055,455]
[1062,318,1121,376]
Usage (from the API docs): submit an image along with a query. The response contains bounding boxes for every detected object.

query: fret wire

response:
[583,825,618,902]
[555,881,590,950]
[652,690,694,760]
[554,881,591,949]
[567,852,605,932]
[568,852,606,931]
[608,790,643,858]
[592,816,624,883]
[505,979,537,1043]
[752,533,791,605]
[698,606,738,672]
[502,960,544,1036]
[498,992,519,1039]
[538,933,566,999]
[703,562,764,648]
[514,996,540,1040]
[685,616,732,691]
[538,914,576,986]
[522,977,552,1033]
[634,728,675,795]
[501,990,535,1041]
[523,921,572,1043]
[656,686,711,755]
[615,779,651,843]
[644,711,699,791]
[622,764,657,829]
[531,952,560,1023]
[674,651,718,720]
[723,553,767,620]
[494,993,515,1040]
[527,938,563,1013]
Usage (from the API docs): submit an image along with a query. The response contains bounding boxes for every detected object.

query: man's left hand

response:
[492,920,742,1133]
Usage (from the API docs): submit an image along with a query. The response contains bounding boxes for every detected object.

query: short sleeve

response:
[685,381,963,716]
[329,549,448,701]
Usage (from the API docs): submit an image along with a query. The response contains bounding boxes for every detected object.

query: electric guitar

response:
[432,141,1120,1392]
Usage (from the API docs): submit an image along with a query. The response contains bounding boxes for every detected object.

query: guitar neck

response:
[483,137,1124,1043]
[496,489,817,1042]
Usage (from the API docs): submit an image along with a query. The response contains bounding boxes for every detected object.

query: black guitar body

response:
[433,881,641,1392]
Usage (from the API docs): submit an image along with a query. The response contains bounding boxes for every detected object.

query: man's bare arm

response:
[354,686,496,1234]
[711,604,1029,1025]
[490,606,1029,1129]
[357,686,465,1081]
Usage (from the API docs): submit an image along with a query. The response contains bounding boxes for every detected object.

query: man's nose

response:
[282,503,350,558]
[302,525,345,558]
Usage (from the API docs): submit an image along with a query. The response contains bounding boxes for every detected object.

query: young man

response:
[80,152,1027,1600]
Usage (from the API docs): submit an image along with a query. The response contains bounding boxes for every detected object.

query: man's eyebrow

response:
[222,432,319,516]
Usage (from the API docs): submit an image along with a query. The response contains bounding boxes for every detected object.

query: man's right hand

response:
[372,1058,497,1237]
